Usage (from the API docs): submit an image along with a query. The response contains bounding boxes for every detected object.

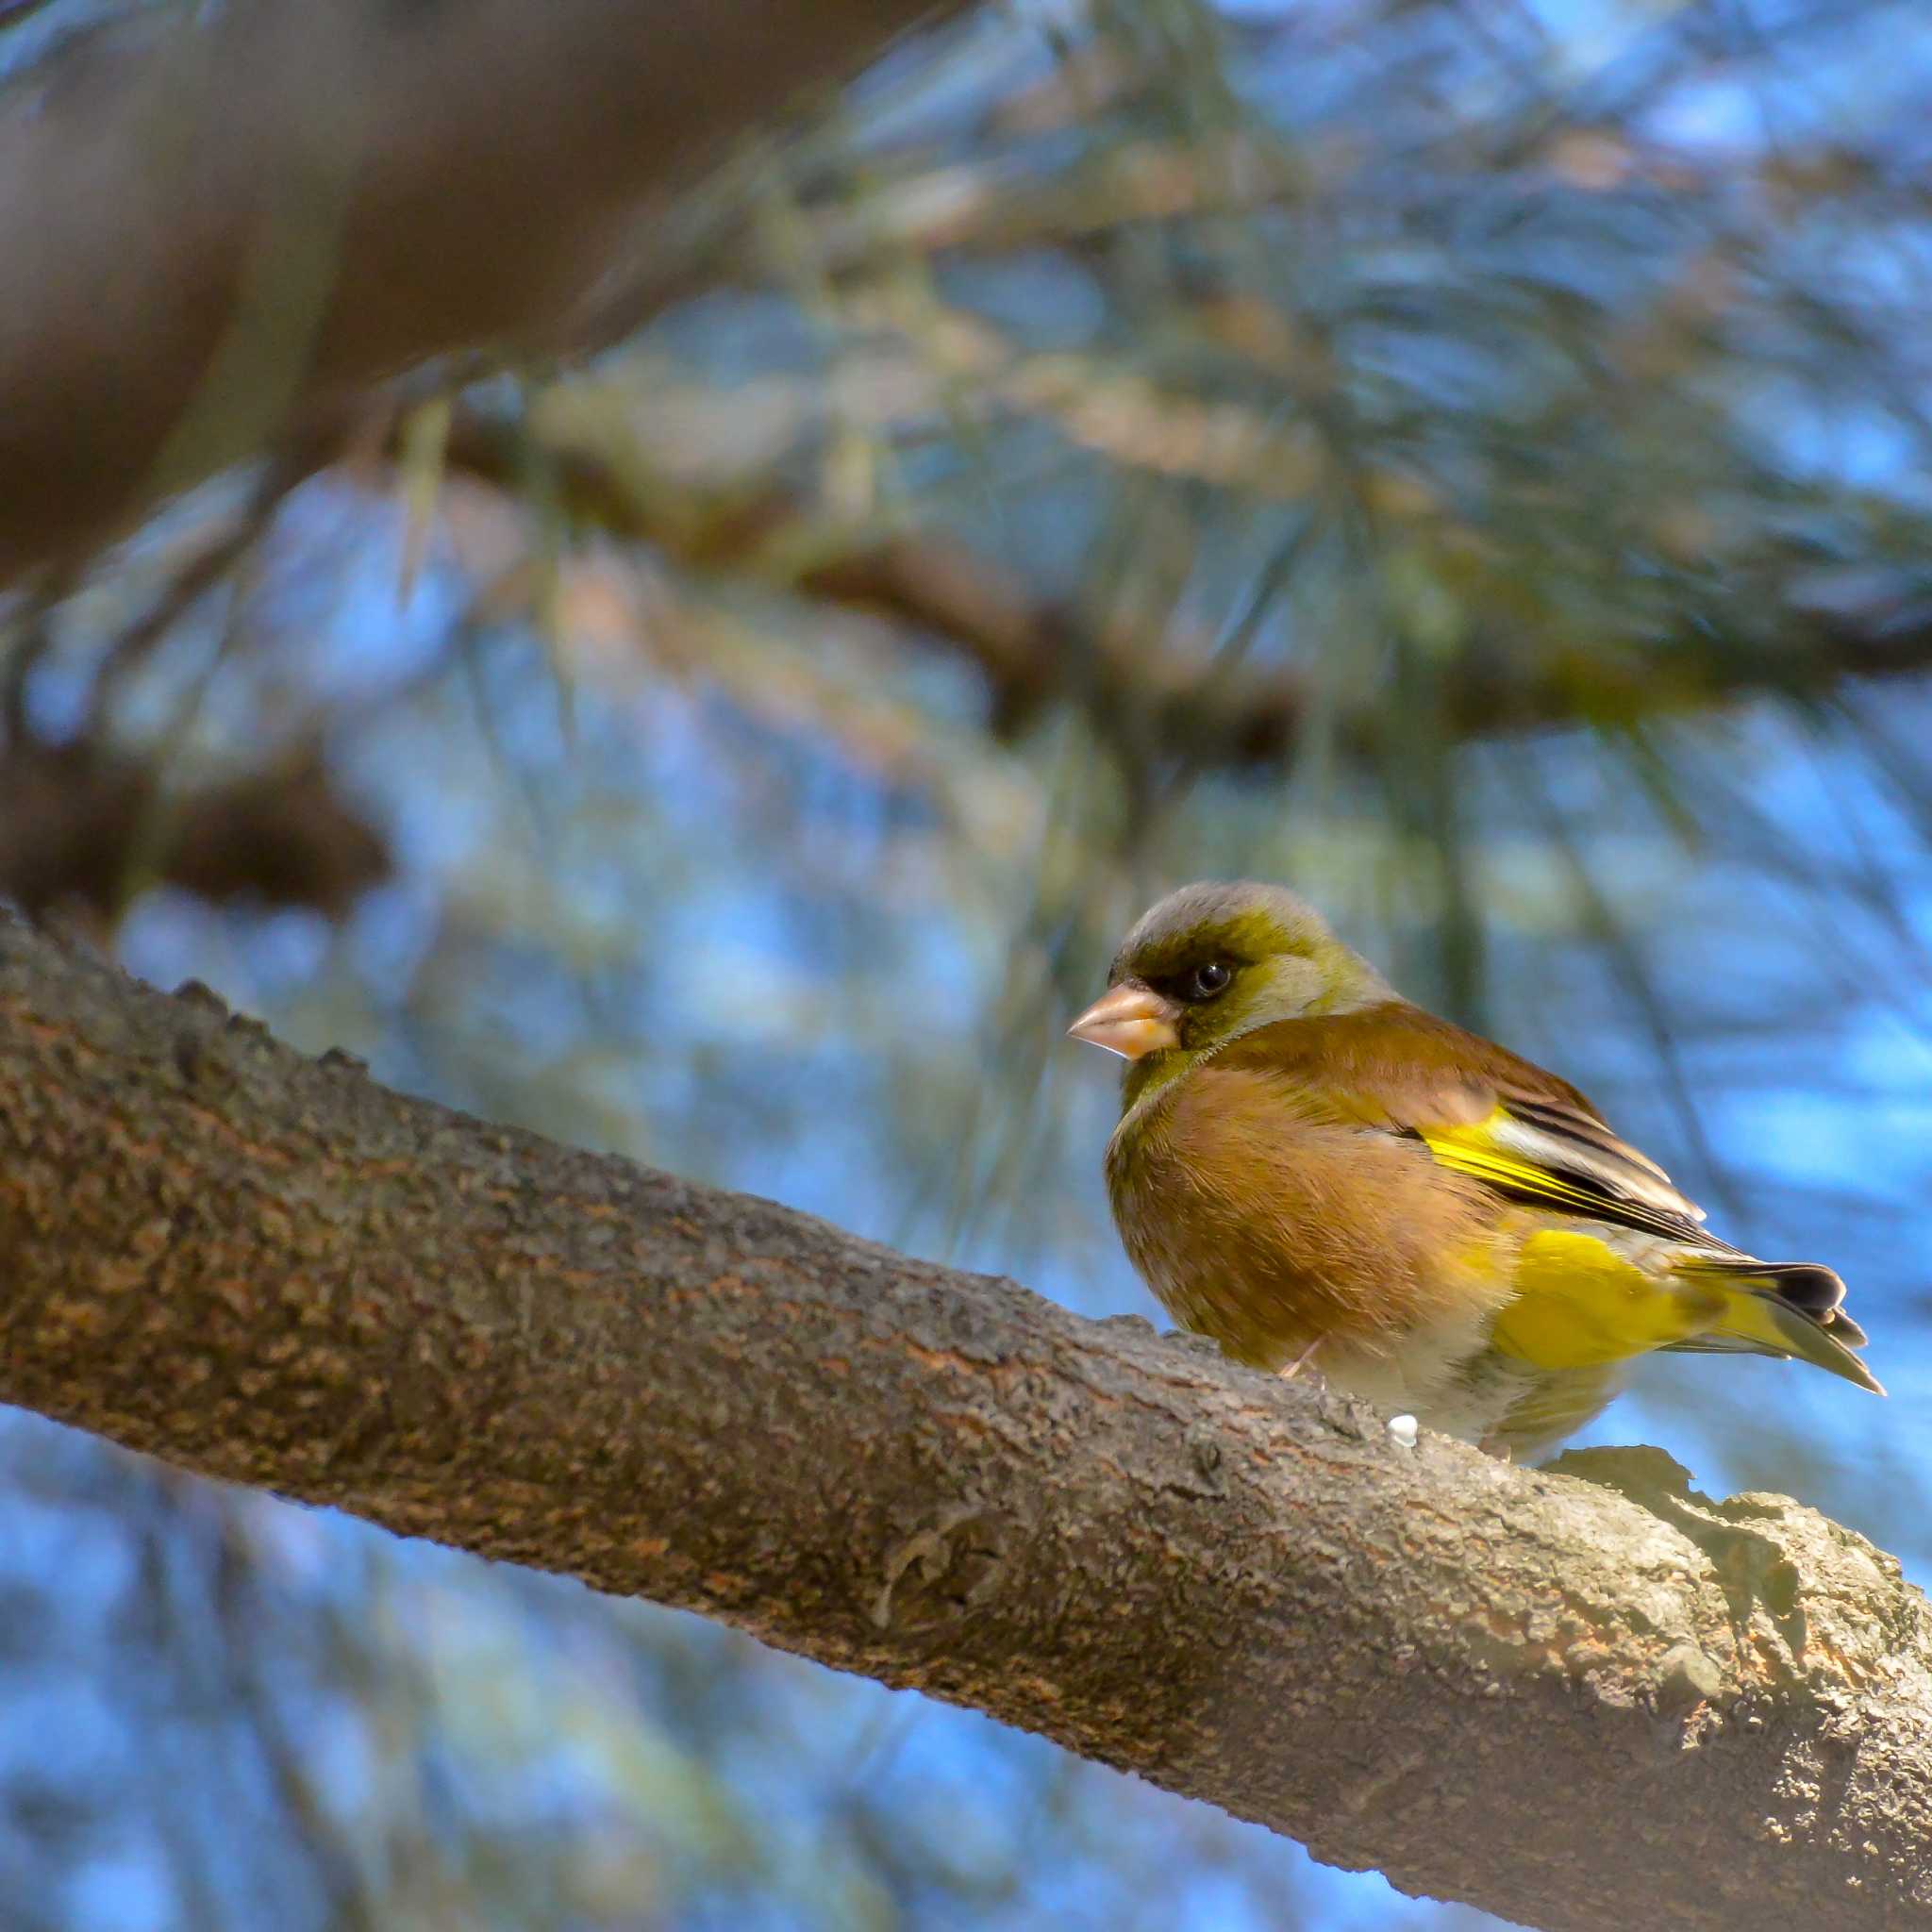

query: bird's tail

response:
[1667,1257,1883,1394]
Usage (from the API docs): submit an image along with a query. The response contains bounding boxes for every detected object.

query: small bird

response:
[1069,880,1880,1457]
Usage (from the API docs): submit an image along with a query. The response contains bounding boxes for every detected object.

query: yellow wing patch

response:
[1420,1104,1705,1239]
[1423,1125,1608,1217]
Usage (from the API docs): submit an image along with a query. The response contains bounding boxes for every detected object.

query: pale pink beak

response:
[1066,981,1182,1060]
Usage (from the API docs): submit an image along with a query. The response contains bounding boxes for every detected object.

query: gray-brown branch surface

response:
[0,0,963,587]
[1,909,1928,1932]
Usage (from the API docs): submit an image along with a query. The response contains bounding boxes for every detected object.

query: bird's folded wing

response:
[1218,1005,1709,1241]
[1415,1091,1709,1242]
[1211,1007,1880,1390]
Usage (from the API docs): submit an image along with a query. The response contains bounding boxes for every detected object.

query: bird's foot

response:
[1476,1433,1514,1463]
[1279,1336,1325,1382]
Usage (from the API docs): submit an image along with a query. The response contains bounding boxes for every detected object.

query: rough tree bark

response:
[0,910,1927,1931]
[0,0,965,587]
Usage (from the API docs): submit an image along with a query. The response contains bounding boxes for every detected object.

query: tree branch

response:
[0,0,964,588]
[0,741,391,927]
[1,909,1928,1931]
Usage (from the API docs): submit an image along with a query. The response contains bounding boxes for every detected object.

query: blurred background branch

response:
[0,0,967,586]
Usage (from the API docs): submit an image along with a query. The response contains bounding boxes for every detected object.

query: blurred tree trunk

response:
[2,908,1927,1932]
[0,0,962,588]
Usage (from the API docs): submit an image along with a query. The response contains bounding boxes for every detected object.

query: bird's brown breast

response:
[1106,1057,1507,1371]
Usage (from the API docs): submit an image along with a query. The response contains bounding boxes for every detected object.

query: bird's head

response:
[1067,881,1391,1082]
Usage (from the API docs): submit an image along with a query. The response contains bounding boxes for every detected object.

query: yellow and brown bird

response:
[1069,880,1880,1457]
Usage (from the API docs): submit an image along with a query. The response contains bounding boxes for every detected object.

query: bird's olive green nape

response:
[1067,881,1394,1073]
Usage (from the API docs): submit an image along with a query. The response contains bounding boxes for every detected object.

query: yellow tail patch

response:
[1490,1232,1884,1392]
[1491,1230,1724,1370]
[1677,1266,1886,1393]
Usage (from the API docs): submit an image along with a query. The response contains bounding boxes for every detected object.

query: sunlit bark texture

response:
[2,910,1927,1932]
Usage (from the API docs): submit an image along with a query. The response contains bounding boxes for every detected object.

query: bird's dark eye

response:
[1182,959,1232,1001]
